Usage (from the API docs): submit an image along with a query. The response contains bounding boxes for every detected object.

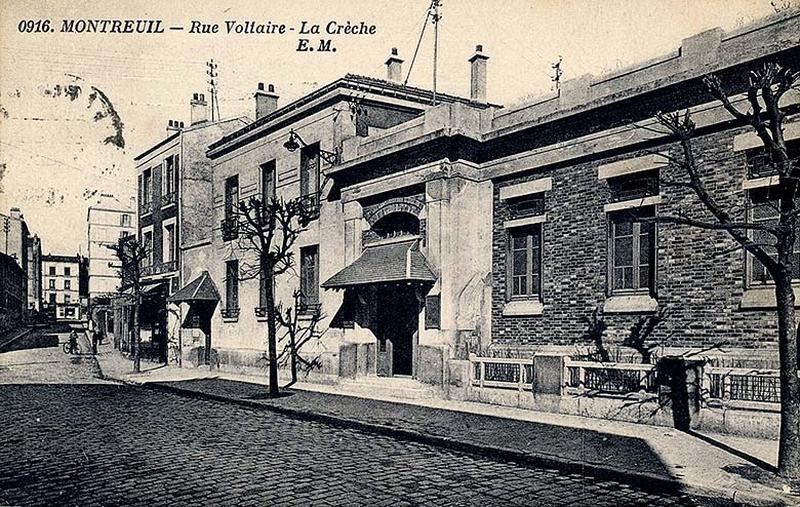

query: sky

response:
[0,0,790,255]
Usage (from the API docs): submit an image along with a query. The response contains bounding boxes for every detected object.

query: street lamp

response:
[282,129,340,166]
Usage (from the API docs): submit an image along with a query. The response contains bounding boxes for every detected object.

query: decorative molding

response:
[741,175,779,190]
[503,214,547,229]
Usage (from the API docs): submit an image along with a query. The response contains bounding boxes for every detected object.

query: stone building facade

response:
[147,10,799,433]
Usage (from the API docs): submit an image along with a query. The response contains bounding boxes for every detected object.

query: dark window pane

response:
[615,237,633,266]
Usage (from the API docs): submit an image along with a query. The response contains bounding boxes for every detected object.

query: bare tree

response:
[650,62,799,479]
[108,235,148,374]
[231,195,315,397]
[276,289,325,388]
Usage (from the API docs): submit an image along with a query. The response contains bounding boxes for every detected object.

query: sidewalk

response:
[94,344,798,507]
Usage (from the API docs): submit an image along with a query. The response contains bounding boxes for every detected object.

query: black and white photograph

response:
[1,1,799,505]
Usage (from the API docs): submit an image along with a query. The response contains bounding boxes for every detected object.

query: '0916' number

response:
[18,19,52,33]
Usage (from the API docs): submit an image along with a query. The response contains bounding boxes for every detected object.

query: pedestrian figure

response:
[68,330,78,355]
[91,329,99,355]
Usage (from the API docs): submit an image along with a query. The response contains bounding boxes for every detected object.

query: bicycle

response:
[62,341,81,355]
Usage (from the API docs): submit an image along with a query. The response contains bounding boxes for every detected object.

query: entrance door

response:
[377,286,418,376]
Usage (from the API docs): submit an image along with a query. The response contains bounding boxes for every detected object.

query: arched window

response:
[371,212,420,239]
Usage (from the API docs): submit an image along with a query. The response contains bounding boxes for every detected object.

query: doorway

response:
[376,285,419,376]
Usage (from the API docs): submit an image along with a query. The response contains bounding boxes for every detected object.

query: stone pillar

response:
[343,200,363,265]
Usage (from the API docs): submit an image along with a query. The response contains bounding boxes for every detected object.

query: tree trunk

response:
[133,292,141,374]
[290,326,298,385]
[774,271,800,479]
[265,271,279,397]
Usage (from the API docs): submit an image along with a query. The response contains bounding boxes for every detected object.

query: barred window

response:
[748,188,800,285]
[608,170,659,202]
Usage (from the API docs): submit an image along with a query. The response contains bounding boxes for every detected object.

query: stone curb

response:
[111,377,791,507]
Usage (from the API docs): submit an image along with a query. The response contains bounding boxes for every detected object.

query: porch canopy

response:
[168,271,221,303]
[322,238,436,289]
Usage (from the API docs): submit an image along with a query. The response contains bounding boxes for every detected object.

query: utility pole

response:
[552,56,563,93]
[207,59,220,121]
[3,217,9,255]
[431,0,442,106]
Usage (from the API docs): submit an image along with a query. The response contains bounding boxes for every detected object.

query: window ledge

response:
[740,286,800,310]
[603,195,661,213]
[221,316,239,323]
[503,299,543,317]
[604,294,657,314]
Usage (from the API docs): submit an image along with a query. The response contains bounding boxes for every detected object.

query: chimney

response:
[468,44,489,103]
[190,93,208,125]
[166,120,184,133]
[385,47,404,83]
[255,83,279,120]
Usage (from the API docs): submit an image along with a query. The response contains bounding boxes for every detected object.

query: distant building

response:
[0,252,26,331]
[41,254,82,321]
[87,193,135,333]
[26,234,42,313]
[1,207,38,316]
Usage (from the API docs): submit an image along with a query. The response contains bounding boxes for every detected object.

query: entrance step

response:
[338,376,438,400]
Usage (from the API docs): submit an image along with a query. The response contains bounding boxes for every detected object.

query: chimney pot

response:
[385,48,404,83]
[255,83,279,119]
[189,92,208,126]
[469,44,489,103]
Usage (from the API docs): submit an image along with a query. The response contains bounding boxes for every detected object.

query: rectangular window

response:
[506,226,542,299]
[142,169,152,204]
[608,170,659,202]
[49,293,56,304]
[121,214,131,227]
[748,188,800,285]
[507,194,545,219]
[746,141,799,179]
[164,154,178,196]
[163,222,176,263]
[64,280,71,290]
[142,230,153,266]
[49,266,55,276]
[64,294,71,304]
[64,267,71,276]
[225,260,239,310]
[300,143,320,198]
[262,160,276,205]
[49,279,55,289]
[300,245,319,307]
[609,207,655,294]
[224,175,239,219]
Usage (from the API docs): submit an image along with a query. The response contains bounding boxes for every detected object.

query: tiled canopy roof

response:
[322,238,436,289]
[168,271,221,303]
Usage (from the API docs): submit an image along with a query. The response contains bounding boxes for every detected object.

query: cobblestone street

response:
[0,346,707,506]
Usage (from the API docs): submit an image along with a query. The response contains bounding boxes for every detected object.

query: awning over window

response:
[168,271,221,303]
[322,238,437,289]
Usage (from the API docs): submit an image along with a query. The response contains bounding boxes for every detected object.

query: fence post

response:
[479,360,485,388]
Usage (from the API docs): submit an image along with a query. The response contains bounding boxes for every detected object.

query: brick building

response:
[0,252,26,331]
[1,207,41,316]
[128,94,248,360]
